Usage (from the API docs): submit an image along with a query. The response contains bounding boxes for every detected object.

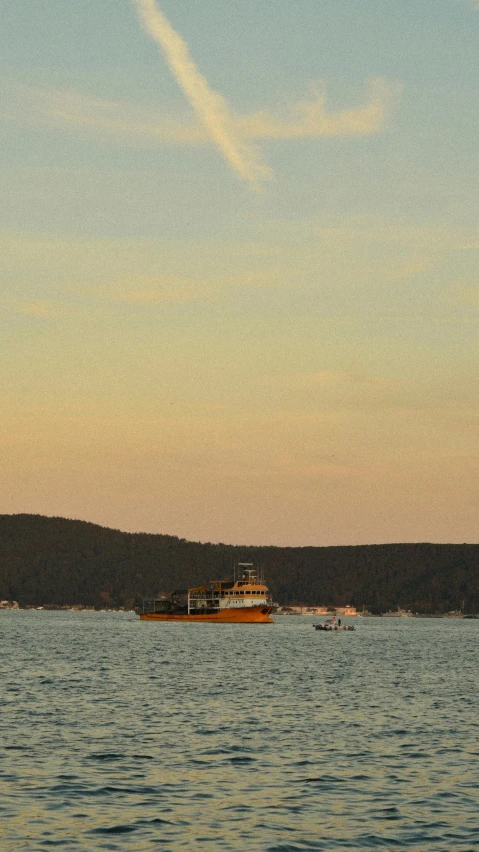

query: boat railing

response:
[188,592,219,602]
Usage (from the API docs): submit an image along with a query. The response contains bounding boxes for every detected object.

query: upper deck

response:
[188,564,271,612]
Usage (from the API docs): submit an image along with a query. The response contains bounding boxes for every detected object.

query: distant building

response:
[275,604,361,616]
[335,605,358,616]
[276,605,332,616]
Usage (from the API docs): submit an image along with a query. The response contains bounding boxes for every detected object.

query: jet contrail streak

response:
[131,0,271,188]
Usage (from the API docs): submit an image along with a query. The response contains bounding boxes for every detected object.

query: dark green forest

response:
[0,514,478,613]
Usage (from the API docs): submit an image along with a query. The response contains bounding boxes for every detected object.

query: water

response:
[1,612,478,851]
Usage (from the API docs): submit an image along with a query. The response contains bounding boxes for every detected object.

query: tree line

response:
[0,514,478,613]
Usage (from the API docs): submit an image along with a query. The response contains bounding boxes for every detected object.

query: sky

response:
[1,0,478,546]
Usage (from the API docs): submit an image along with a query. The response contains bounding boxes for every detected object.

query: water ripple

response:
[1,612,478,851]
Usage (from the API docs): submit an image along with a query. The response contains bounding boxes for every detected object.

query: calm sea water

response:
[1,612,478,851]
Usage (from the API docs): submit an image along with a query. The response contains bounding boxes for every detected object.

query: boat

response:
[314,616,355,631]
[140,563,274,623]
[381,608,413,617]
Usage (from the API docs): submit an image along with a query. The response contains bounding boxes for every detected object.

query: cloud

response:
[298,370,398,388]
[2,77,401,149]
[238,78,402,140]
[1,84,205,145]
[96,268,283,305]
[99,274,217,306]
[0,4,402,187]
[131,0,271,188]
[14,300,66,318]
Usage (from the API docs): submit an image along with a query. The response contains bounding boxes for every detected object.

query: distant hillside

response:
[0,514,478,613]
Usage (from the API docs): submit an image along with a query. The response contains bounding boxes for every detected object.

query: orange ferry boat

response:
[140,563,274,623]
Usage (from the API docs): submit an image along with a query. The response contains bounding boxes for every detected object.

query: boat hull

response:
[140,606,273,623]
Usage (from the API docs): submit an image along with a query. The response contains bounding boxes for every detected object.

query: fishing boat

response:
[314,616,355,631]
[140,563,274,623]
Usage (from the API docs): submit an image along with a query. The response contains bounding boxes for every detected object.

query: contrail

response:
[131,0,271,188]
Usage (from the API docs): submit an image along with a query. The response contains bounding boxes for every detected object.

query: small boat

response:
[314,617,355,631]
[140,563,274,623]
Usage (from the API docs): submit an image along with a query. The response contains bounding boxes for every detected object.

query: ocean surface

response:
[1,612,478,851]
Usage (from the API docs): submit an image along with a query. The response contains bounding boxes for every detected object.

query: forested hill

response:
[0,514,478,613]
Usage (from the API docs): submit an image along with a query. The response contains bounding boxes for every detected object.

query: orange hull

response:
[140,606,273,623]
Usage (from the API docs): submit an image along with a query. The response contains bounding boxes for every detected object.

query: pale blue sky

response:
[1,1,478,544]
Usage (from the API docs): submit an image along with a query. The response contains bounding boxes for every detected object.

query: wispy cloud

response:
[131,0,271,188]
[1,84,205,145]
[99,275,217,306]
[96,268,283,306]
[0,2,402,186]
[2,78,400,148]
[238,78,402,140]
[14,300,66,318]
[297,370,398,389]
